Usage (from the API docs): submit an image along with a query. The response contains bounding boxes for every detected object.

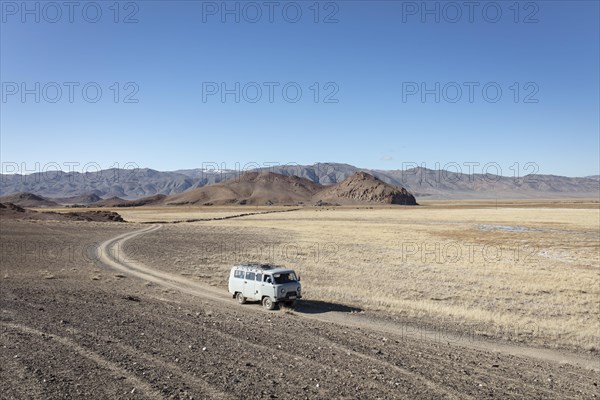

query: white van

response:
[228,264,302,310]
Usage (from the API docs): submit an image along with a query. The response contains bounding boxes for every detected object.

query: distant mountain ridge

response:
[1,163,598,200]
[0,168,194,200]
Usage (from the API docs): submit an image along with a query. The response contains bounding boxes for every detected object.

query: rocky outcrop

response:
[314,172,417,205]
[0,202,125,222]
[0,192,59,207]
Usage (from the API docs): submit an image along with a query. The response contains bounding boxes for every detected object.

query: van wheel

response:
[262,297,276,310]
[236,292,246,304]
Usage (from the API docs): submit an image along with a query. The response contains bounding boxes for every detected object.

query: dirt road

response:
[101,225,600,371]
[2,221,599,399]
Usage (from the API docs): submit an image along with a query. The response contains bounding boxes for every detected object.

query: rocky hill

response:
[92,194,168,208]
[0,192,59,208]
[165,172,324,205]
[93,197,131,207]
[51,193,103,205]
[315,172,417,205]
[0,202,125,222]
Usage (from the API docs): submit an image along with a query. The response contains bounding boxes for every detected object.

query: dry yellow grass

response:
[115,201,600,349]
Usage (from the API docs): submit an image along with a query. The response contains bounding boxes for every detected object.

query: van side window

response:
[246,272,255,280]
[256,273,262,282]
[234,270,244,279]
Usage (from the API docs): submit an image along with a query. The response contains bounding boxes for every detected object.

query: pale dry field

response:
[41,206,294,223]
[80,201,600,350]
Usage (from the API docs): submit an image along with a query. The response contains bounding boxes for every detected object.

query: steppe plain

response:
[1,200,599,398]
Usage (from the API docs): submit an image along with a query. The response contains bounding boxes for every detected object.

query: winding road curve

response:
[98,224,599,372]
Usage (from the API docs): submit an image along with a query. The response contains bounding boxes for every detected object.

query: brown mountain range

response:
[165,171,417,206]
[0,172,418,207]
[165,172,325,206]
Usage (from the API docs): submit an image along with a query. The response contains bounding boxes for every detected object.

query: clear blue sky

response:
[1,1,598,177]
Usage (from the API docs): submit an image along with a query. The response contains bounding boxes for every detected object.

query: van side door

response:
[243,271,257,300]
[231,269,245,294]
[260,274,273,299]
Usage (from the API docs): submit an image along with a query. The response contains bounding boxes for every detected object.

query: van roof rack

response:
[240,263,279,270]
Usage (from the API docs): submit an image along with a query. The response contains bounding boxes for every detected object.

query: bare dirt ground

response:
[1,213,599,399]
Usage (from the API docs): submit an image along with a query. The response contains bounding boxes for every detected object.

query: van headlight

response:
[280,288,285,294]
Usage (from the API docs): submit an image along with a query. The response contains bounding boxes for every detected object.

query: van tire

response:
[262,296,276,310]
[236,292,246,304]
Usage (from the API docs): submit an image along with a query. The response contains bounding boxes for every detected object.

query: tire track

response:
[98,225,228,303]
[62,326,235,400]
[154,312,459,398]
[1,322,164,400]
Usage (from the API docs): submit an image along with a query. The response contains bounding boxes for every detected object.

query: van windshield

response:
[272,272,297,284]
